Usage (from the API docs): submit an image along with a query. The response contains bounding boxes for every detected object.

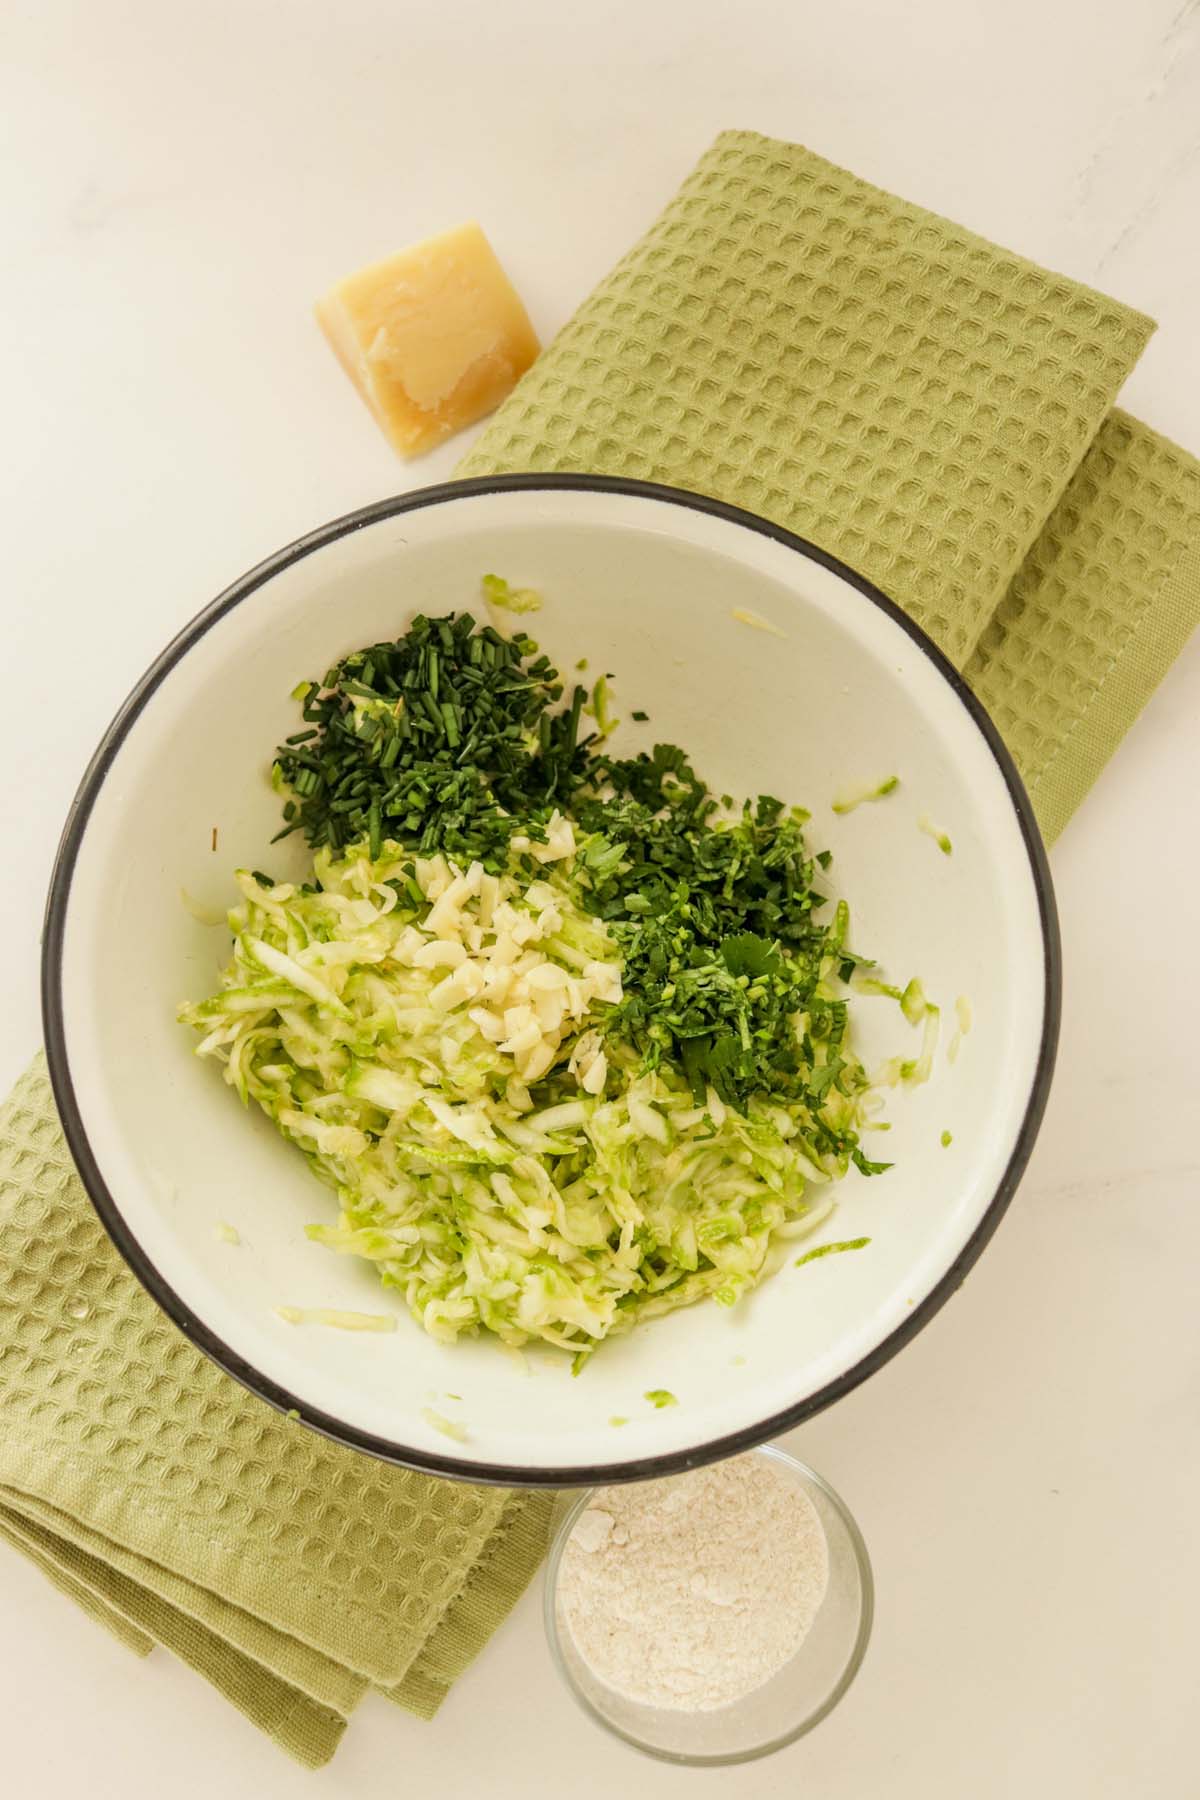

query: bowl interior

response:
[48,481,1052,1480]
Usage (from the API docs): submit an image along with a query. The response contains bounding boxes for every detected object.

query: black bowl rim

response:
[41,472,1061,1488]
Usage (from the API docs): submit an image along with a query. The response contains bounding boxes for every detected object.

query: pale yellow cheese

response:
[315,222,540,457]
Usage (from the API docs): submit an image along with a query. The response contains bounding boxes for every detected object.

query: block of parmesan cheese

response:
[315,223,540,458]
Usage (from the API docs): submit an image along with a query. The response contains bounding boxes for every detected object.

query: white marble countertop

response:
[3,3,1197,1795]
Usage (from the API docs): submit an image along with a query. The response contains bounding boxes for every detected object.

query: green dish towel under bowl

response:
[0,1061,556,1769]
[1,131,1197,1766]
[462,132,1200,845]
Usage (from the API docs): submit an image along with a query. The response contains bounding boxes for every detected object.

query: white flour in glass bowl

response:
[557,1454,829,1711]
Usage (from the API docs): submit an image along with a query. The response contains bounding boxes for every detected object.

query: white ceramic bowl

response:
[43,477,1059,1485]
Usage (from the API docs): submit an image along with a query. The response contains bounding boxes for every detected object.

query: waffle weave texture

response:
[460,131,1199,844]
[2,130,1197,1767]
[0,1058,555,1768]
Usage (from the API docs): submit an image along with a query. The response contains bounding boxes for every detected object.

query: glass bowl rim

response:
[542,1442,875,1766]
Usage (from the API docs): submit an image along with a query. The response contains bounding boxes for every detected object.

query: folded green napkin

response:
[461,131,1200,844]
[1,130,1196,1771]
[0,1058,555,1768]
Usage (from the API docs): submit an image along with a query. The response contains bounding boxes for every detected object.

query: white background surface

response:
[2,2,1197,1795]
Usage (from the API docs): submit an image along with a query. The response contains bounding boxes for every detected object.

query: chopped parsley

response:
[569,757,872,1114]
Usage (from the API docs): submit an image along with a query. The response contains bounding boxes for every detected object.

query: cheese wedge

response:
[316,222,539,457]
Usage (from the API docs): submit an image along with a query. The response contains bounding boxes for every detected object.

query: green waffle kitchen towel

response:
[0,1058,555,1769]
[2,130,1198,1772]
[460,131,1200,843]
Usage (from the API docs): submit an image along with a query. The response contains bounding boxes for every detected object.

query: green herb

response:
[567,750,868,1116]
[851,1148,892,1176]
[269,605,891,1134]
[631,709,649,722]
[644,1389,677,1408]
[794,1236,871,1266]
[940,1129,953,1147]
[271,613,592,866]
[608,1415,629,1427]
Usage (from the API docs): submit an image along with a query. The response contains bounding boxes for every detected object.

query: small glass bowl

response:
[543,1444,873,1766]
